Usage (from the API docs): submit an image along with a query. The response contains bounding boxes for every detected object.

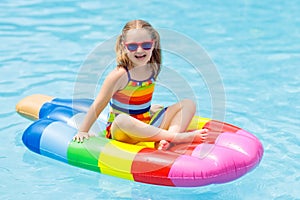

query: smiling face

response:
[124,29,154,68]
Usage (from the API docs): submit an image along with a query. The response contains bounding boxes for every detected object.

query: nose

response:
[136,45,144,52]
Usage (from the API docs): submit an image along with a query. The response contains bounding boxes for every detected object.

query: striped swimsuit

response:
[105,68,156,139]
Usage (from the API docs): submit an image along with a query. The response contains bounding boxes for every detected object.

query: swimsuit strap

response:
[125,67,132,81]
[126,67,155,83]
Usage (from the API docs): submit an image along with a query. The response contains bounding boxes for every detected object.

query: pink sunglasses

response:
[124,41,154,52]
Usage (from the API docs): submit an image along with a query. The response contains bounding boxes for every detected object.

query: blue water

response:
[1,0,300,199]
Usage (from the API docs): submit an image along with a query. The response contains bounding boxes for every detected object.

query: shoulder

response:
[105,67,126,80]
[104,67,128,91]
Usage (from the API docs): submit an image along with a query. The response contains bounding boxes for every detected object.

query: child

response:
[73,19,208,150]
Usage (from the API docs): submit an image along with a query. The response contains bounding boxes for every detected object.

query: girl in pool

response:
[73,19,208,150]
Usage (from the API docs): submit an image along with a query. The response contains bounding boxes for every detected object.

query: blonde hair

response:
[115,20,161,79]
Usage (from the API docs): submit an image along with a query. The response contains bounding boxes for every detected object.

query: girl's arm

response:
[73,67,127,142]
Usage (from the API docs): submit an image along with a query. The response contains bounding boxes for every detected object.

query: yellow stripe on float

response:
[98,140,145,180]
[187,116,210,130]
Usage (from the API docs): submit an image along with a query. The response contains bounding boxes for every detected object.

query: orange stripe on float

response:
[16,94,54,120]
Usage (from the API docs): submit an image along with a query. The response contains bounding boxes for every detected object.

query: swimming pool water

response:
[1,0,300,199]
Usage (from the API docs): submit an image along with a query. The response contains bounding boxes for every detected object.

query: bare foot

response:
[172,129,209,144]
[155,129,209,150]
[156,140,171,150]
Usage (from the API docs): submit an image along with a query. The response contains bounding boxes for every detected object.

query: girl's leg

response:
[159,99,196,132]
[110,113,207,144]
[156,99,202,149]
[111,99,208,147]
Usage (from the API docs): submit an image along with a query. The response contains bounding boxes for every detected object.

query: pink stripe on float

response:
[168,154,217,187]
[168,132,264,187]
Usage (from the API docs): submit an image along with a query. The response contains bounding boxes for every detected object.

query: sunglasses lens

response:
[127,44,138,51]
[142,42,153,50]
[126,41,153,51]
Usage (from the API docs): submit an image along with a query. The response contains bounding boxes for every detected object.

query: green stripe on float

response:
[67,137,109,172]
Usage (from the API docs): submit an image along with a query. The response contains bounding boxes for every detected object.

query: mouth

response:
[135,54,147,59]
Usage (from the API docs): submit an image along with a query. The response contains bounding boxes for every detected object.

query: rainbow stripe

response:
[106,72,156,138]
[110,78,155,115]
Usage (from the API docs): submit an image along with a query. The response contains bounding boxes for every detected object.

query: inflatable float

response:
[16,94,263,187]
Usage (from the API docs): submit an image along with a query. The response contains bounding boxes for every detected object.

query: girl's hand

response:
[72,131,90,143]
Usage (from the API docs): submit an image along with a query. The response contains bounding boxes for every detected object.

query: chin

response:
[133,60,148,67]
